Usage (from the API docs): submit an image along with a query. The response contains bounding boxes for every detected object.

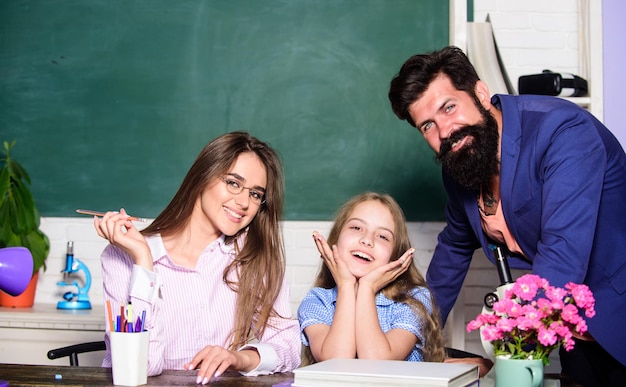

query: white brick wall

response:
[474,0,580,94]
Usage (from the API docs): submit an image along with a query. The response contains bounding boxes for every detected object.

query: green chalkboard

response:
[1,0,449,221]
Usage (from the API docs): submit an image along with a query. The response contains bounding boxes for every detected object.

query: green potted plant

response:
[0,139,50,306]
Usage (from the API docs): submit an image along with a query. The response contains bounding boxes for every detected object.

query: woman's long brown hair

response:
[141,131,286,349]
[302,192,445,364]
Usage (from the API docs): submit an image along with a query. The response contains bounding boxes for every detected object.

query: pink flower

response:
[562,331,575,351]
[496,317,515,333]
[536,298,553,318]
[466,319,482,332]
[478,313,499,324]
[521,304,542,326]
[509,274,542,301]
[537,326,558,347]
[561,304,583,325]
[550,298,565,311]
[567,283,595,310]
[481,325,503,341]
[516,316,537,331]
[466,313,499,332]
[549,321,570,338]
[466,275,596,366]
[575,320,588,335]
[545,285,568,302]
[493,298,522,317]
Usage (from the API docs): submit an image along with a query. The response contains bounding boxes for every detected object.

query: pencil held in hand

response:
[75,209,148,223]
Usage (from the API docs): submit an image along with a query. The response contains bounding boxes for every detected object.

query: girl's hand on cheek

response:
[361,248,414,292]
[312,232,356,286]
[312,231,333,260]
[327,245,357,286]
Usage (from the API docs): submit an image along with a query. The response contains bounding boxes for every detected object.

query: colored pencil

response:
[106,300,115,332]
[75,209,148,222]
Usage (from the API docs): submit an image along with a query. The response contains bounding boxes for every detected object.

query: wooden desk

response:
[0,364,294,387]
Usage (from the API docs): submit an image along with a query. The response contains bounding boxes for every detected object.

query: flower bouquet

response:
[467,274,596,365]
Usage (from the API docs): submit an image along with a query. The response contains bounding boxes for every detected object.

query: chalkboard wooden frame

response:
[1,0,449,221]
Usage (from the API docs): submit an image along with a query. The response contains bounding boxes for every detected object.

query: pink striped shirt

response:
[101,234,301,376]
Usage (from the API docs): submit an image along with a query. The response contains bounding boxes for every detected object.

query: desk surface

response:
[0,364,294,387]
[0,363,582,387]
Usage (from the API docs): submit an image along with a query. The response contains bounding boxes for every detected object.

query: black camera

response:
[518,70,588,97]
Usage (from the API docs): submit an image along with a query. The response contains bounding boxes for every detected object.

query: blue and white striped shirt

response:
[298,286,433,362]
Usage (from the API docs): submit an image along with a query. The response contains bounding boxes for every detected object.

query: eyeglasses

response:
[221,177,266,205]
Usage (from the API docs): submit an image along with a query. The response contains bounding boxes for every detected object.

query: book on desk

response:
[292,358,479,387]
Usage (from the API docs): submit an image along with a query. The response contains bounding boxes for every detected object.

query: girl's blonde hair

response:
[142,131,286,350]
[303,192,445,364]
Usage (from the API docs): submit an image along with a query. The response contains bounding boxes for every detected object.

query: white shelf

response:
[0,304,105,331]
[0,304,106,366]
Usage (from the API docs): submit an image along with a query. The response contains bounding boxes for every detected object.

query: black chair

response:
[445,347,484,359]
[47,341,106,366]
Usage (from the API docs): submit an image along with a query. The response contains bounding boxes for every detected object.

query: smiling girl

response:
[297,192,445,365]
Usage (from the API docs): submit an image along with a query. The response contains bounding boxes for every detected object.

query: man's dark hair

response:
[388,46,481,127]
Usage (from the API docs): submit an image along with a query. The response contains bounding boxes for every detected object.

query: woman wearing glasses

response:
[94,131,300,384]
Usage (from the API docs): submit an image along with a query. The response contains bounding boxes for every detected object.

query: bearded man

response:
[388,46,626,387]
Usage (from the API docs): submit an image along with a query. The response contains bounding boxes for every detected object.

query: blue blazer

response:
[426,94,626,366]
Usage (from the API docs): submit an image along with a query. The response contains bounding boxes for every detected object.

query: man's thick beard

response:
[435,107,500,192]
